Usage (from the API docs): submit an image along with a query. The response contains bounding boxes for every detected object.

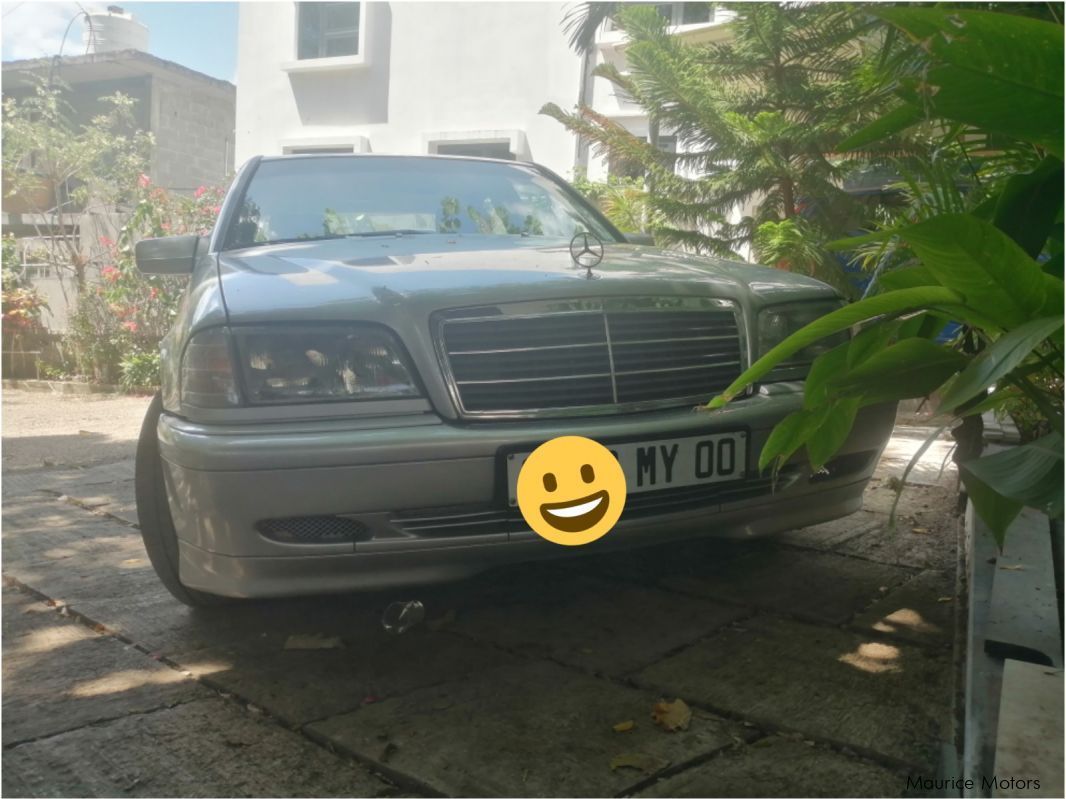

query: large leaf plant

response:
[706,8,1064,545]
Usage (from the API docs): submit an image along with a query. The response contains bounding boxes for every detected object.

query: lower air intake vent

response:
[257,516,369,544]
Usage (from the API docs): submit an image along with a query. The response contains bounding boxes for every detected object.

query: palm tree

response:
[544,3,896,267]
[562,2,618,54]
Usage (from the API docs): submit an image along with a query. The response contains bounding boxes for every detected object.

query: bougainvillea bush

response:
[67,178,226,386]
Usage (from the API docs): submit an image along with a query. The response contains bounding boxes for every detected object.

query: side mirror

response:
[135,234,203,275]
[623,232,656,246]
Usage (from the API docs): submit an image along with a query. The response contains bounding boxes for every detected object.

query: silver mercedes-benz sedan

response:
[134,154,895,605]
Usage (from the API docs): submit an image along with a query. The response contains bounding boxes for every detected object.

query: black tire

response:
[135,393,229,607]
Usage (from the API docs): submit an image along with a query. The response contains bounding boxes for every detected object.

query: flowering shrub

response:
[67,177,228,384]
[2,234,50,364]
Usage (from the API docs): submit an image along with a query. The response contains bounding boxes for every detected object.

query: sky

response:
[1,0,238,83]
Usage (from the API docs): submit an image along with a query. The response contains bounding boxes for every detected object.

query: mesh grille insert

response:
[257,516,369,544]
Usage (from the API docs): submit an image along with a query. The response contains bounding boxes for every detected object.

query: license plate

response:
[506,431,748,506]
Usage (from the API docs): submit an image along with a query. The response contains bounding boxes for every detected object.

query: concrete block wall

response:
[152,76,236,192]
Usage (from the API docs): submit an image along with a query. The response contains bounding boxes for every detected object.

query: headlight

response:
[233,324,421,405]
[181,327,241,408]
[757,300,848,383]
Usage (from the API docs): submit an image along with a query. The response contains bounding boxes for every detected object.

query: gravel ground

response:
[1,390,153,471]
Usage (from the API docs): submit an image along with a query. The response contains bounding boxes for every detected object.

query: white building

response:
[235,2,734,183]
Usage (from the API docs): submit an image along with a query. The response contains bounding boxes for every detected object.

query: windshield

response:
[223,156,619,249]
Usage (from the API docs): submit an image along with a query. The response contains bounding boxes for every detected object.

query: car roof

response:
[257,153,529,167]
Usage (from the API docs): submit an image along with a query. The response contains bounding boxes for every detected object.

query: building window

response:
[655,3,714,26]
[434,142,515,160]
[297,2,360,60]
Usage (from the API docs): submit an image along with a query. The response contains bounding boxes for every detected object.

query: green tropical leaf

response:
[758,405,831,474]
[807,398,862,471]
[706,286,964,408]
[830,338,967,404]
[899,214,1049,329]
[877,266,939,291]
[961,469,1024,548]
[938,316,1065,413]
[961,433,1064,525]
[845,321,900,370]
[804,341,850,409]
[837,103,923,153]
[825,228,896,252]
[1039,273,1066,317]
[993,157,1064,258]
[878,8,1064,156]
[1043,253,1064,280]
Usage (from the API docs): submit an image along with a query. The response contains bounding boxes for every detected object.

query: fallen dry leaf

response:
[609,752,667,773]
[1000,564,1027,571]
[283,634,343,650]
[651,698,692,732]
[613,720,635,733]
[911,527,929,535]
[937,596,954,603]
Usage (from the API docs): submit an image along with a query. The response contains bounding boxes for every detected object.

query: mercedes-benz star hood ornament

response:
[569,231,604,279]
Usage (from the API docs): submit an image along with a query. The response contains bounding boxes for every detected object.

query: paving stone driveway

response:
[2,393,963,797]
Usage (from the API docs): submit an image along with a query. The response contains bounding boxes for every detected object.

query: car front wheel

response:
[135,393,228,607]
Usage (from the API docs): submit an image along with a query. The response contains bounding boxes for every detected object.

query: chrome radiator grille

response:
[438,298,744,416]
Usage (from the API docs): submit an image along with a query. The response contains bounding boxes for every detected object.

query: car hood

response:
[216,234,835,322]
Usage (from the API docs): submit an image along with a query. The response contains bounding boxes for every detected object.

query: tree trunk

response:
[781,177,796,219]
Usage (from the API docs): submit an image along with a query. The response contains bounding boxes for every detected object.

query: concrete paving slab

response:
[573,537,764,587]
[2,586,206,745]
[877,429,957,485]
[661,548,912,625]
[2,698,395,798]
[851,570,956,649]
[637,735,906,797]
[776,511,885,552]
[3,581,94,645]
[449,576,747,676]
[836,497,959,572]
[2,460,136,499]
[634,615,951,769]
[859,480,956,522]
[308,659,755,797]
[173,625,520,727]
[1,390,147,471]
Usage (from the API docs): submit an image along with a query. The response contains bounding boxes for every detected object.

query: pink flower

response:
[161,222,171,232]
[194,186,206,199]
[101,266,120,283]
[138,173,150,188]
[98,235,114,248]
[122,321,139,333]
[210,205,221,216]
[149,287,159,300]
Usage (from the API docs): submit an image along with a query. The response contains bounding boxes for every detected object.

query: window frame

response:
[283,1,369,73]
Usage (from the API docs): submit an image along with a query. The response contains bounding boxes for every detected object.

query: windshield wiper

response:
[344,229,435,238]
[231,234,347,250]
[228,230,434,252]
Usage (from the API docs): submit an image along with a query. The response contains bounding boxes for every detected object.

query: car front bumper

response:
[158,387,897,598]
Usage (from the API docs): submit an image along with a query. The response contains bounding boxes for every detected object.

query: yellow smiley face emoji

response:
[516,436,626,546]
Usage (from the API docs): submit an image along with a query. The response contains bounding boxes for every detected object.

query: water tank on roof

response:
[82,6,149,54]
